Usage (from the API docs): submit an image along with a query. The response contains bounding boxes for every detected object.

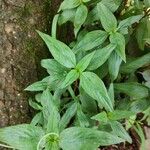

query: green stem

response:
[68,86,78,102]
[37,132,59,150]
[0,143,15,149]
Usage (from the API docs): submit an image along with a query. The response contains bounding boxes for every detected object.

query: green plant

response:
[0,0,150,150]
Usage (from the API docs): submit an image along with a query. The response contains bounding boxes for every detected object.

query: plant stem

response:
[0,143,15,149]
[68,86,78,102]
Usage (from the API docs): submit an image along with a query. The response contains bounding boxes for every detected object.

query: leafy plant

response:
[0,0,150,150]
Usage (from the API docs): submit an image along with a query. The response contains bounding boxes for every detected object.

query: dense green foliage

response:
[0,0,150,150]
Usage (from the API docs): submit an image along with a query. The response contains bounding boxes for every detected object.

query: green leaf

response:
[108,110,135,121]
[101,0,122,12]
[108,51,122,81]
[110,121,132,143]
[108,83,114,107]
[84,6,99,25]
[58,0,80,11]
[79,87,98,114]
[31,112,43,126]
[76,104,89,127]
[60,127,124,150]
[73,30,108,53]
[117,15,143,34]
[91,111,108,123]
[121,53,150,73]
[41,89,60,132]
[97,2,117,32]
[61,69,79,89]
[114,82,149,100]
[0,124,45,150]
[37,31,76,68]
[80,72,113,111]
[110,32,126,62]
[29,98,42,110]
[58,9,76,25]
[41,59,68,75]
[46,107,60,134]
[25,80,47,91]
[74,4,88,36]
[136,17,150,50]
[142,70,150,81]
[51,14,59,38]
[59,102,77,131]
[129,98,150,113]
[76,51,95,72]
[88,44,116,70]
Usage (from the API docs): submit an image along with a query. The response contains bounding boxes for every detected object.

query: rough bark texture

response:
[0,0,63,128]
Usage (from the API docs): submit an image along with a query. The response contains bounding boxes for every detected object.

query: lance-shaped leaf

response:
[110,121,132,143]
[76,51,95,72]
[108,110,136,121]
[136,17,150,50]
[110,32,126,62]
[117,15,143,34]
[73,30,108,53]
[58,9,76,25]
[60,127,124,150]
[58,0,80,11]
[74,4,88,36]
[61,69,79,89]
[108,51,122,81]
[80,72,113,111]
[0,124,45,150]
[114,82,149,100]
[108,83,115,107]
[97,2,117,32]
[37,31,76,68]
[76,103,89,127]
[41,89,60,134]
[24,80,47,91]
[41,59,68,75]
[88,43,116,70]
[59,102,77,132]
[91,111,108,123]
[121,53,150,73]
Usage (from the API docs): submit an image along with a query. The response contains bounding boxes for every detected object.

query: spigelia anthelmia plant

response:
[0,0,150,150]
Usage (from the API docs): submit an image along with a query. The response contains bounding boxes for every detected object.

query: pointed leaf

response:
[60,127,124,150]
[110,32,126,62]
[117,15,143,34]
[97,2,117,32]
[76,51,95,72]
[41,59,68,75]
[108,110,135,121]
[0,124,45,150]
[61,69,79,89]
[91,111,108,123]
[37,31,76,68]
[80,72,113,111]
[114,82,149,100]
[59,102,77,132]
[59,0,80,11]
[74,4,88,36]
[121,53,150,73]
[108,51,122,81]
[73,30,108,53]
[110,121,132,143]
[25,80,47,91]
[88,44,116,70]
[108,83,115,107]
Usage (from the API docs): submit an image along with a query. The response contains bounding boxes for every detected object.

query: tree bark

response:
[0,0,60,127]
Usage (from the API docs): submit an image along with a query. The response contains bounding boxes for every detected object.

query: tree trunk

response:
[0,0,63,127]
